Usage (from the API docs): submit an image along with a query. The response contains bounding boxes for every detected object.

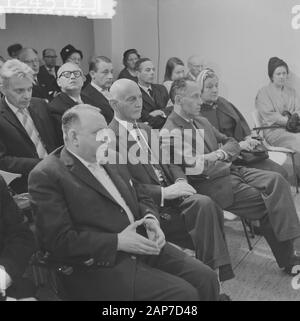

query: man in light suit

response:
[28,104,220,301]
[108,79,234,283]
[0,59,58,193]
[81,56,114,124]
[136,58,169,129]
[161,78,300,275]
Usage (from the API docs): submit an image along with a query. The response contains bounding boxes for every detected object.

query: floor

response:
[222,187,300,301]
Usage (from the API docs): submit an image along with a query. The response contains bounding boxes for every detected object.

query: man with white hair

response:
[49,62,89,145]
[0,59,58,193]
[186,55,207,81]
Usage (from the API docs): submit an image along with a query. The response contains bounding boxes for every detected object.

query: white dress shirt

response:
[0,265,12,294]
[91,81,112,101]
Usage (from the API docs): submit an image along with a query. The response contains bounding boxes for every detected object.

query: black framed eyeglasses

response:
[58,71,82,79]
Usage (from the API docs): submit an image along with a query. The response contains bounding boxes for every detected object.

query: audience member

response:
[7,44,22,59]
[161,78,300,276]
[37,48,60,101]
[49,62,88,146]
[197,68,288,178]
[0,175,36,300]
[163,57,185,93]
[18,48,49,100]
[28,104,220,301]
[109,79,234,283]
[0,59,58,193]
[81,56,114,124]
[136,58,169,129]
[186,55,207,81]
[60,44,83,66]
[255,57,300,171]
[118,49,140,82]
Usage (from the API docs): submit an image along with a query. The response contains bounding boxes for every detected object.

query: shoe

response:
[219,293,232,301]
[245,219,261,236]
[284,252,300,276]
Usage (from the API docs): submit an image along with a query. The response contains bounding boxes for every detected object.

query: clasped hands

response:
[239,137,260,151]
[117,217,166,256]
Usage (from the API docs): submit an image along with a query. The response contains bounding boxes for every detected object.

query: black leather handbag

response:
[234,141,269,165]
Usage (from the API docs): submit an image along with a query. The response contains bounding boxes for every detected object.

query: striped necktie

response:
[17,108,48,159]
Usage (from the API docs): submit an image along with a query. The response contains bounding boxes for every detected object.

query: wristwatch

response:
[215,150,225,160]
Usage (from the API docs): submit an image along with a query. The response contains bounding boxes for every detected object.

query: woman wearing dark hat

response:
[60,44,83,66]
[255,57,300,155]
[118,49,140,82]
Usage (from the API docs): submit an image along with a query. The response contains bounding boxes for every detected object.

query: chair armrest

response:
[265,145,295,154]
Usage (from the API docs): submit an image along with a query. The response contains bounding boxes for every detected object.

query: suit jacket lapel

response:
[61,148,120,206]
[0,98,34,140]
[104,164,139,215]
[140,87,155,107]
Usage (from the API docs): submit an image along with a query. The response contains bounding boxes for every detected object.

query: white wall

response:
[111,0,300,126]
[0,14,94,73]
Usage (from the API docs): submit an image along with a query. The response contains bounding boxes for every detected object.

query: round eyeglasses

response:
[58,71,82,79]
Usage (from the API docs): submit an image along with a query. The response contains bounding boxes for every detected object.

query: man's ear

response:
[174,94,182,105]
[89,70,95,80]
[109,98,118,110]
[56,76,62,88]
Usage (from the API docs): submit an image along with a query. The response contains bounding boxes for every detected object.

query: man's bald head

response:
[187,55,207,79]
[109,79,143,122]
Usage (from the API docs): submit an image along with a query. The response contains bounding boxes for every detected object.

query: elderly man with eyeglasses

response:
[49,62,89,145]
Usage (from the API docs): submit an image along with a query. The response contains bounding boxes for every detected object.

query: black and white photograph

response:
[1,0,300,304]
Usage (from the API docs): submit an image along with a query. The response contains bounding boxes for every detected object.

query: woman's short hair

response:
[122,49,140,68]
[0,59,34,88]
[197,68,217,93]
[164,57,184,82]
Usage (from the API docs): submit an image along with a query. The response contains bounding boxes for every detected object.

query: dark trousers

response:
[160,194,233,281]
[245,158,288,180]
[59,243,219,301]
[225,167,300,267]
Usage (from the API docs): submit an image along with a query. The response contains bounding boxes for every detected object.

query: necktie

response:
[132,123,169,186]
[148,88,153,98]
[17,108,48,159]
[88,163,135,223]
[48,68,56,78]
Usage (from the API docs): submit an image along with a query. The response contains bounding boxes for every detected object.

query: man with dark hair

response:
[0,174,36,300]
[136,58,169,129]
[49,62,88,146]
[28,104,220,301]
[18,48,49,100]
[81,56,114,124]
[7,44,23,59]
[0,59,58,193]
[162,78,300,276]
[37,49,60,101]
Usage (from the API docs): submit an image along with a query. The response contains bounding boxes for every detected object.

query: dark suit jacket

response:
[31,83,49,101]
[49,92,89,146]
[0,97,59,193]
[162,111,241,208]
[140,84,169,129]
[109,118,186,206]
[81,83,114,124]
[0,175,35,293]
[37,65,60,102]
[28,147,159,300]
[200,96,251,142]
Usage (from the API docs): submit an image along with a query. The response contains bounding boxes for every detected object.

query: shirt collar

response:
[114,116,135,132]
[91,81,107,93]
[173,107,193,123]
[67,148,97,169]
[138,83,152,93]
[5,97,26,115]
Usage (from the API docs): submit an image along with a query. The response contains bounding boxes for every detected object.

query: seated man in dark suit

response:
[49,62,89,146]
[0,59,59,193]
[0,175,36,300]
[37,49,60,102]
[18,48,49,101]
[161,78,300,276]
[28,104,220,301]
[108,79,234,283]
[136,58,169,129]
[81,56,114,124]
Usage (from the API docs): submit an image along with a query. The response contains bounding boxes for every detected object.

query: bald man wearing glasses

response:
[49,62,89,145]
